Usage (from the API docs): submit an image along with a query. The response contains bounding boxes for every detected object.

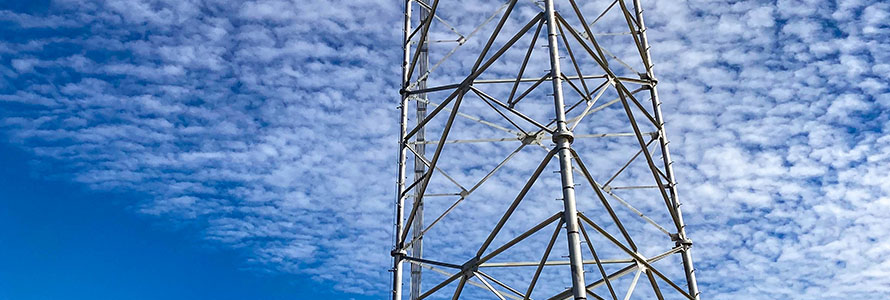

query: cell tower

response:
[391,0,700,299]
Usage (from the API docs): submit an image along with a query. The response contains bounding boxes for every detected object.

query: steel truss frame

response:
[392,0,700,299]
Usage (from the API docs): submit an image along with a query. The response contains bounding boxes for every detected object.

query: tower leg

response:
[631,0,700,298]
[392,1,413,299]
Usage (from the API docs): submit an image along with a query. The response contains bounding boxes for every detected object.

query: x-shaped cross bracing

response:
[392,1,701,299]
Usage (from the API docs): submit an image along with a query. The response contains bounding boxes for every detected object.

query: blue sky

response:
[1,0,889,299]
[0,143,367,299]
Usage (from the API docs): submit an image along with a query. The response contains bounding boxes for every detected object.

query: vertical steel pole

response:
[410,0,430,298]
[544,0,587,299]
[631,1,700,299]
[392,1,412,299]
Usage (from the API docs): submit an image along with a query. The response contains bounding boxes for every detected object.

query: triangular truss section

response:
[391,1,702,299]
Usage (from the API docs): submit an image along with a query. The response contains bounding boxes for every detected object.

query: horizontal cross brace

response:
[406,75,607,95]
[480,258,634,268]
[409,132,649,145]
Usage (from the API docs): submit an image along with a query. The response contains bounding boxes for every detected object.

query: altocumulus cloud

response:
[1,0,889,299]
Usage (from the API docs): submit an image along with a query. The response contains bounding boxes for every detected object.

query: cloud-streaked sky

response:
[0,143,350,300]
[1,0,888,299]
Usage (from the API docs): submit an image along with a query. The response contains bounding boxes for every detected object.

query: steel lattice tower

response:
[391,0,700,299]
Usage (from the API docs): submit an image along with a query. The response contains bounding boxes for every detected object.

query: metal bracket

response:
[521,131,544,145]
[638,72,658,89]
[461,257,480,274]
[671,234,693,248]
[552,130,575,144]
[391,248,408,258]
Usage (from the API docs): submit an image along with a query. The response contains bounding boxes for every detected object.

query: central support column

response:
[543,1,587,299]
